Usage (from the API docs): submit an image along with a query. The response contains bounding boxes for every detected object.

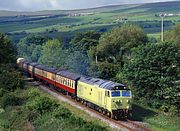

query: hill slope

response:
[0,1,179,42]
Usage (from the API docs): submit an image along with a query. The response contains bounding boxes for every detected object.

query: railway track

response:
[28,80,152,131]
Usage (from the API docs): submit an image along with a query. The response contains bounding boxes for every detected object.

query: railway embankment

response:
[0,84,111,131]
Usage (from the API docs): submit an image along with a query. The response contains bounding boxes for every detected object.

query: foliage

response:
[70,31,101,54]
[88,61,119,79]
[0,33,16,63]
[38,39,68,68]
[122,42,180,113]
[0,33,24,98]
[27,96,58,115]
[0,87,108,131]
[66,51,89,75]
[17,35,48,61]
[165,23,180,46]
[96,24,148,60]
[31,45,43,62]
[38,38,90,75]
[89,24,148,79]
[0,93,24,108]
[0,65,24,94]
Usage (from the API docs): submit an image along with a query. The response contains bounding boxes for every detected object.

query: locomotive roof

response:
[79,77,127,90]
[57,70,80,81]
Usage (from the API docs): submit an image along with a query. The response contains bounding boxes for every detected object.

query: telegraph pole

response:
[159,14,165,42]
[95,56,98,64]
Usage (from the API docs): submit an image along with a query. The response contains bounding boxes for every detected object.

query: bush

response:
[27,88,41,100]
[27,96,58,114]
[53,107,72,119]
[169,105,178,116]
[0,88,5,97]
[0,65,25,92]
[27,110,40,122]
[1,94,24,108]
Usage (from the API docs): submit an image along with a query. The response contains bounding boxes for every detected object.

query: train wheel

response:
[107,112,111,118]
[102,110,106,115]
[98,108,102,113]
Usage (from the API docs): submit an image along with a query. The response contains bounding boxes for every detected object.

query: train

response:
[17,58,132,119]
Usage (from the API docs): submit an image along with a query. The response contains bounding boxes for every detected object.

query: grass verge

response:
[132,103,180,131]
[0,86,111,131]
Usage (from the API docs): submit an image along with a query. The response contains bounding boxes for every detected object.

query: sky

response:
[0,0,179,11]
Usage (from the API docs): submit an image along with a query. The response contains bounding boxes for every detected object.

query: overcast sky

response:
[0,0,178,11]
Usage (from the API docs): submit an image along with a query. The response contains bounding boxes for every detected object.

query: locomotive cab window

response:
[111,91,120,97]
[122,90,131,97]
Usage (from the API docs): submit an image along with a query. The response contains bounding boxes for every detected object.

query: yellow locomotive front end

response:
[110,89,132,119]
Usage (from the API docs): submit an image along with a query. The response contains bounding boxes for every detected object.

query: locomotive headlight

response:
[126,100,130,104]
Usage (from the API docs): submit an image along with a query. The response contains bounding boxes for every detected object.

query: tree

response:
[17,35,48,61]
[0,33,24,96]
[122,42,180,112]
[89,24,148,79]
[31,45,43,62]
[66,51,89,75]
[0,65,24,95]
[0,33,16,63]
[165,23,180,46]
[96,24,147,62]
[38,39,67,68]
[70,31,101,54]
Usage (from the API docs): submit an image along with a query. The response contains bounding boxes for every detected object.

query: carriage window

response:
[72,81,74,88]
[72,83,75,89]
[67,79,70,86]
[60,77,62,83]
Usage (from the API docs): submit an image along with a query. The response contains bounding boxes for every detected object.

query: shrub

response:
[0,65,25,92]
[1,94,24,108]
[27,110,40,122]
[27,96,58,114]
[169,105,178,116]
[53,107,72,119]
[0,88,5,97]
[27,88,41,100]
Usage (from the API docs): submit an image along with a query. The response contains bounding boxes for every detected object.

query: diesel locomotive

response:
[17,58,132,119]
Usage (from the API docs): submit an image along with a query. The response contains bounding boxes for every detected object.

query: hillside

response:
[0,1,180,42]
[0,1,180,16]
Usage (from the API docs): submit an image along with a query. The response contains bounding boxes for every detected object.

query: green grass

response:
[148,33,160,39]
[132,104,180,131]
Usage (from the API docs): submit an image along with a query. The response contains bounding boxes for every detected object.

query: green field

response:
[0,1,180,42]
